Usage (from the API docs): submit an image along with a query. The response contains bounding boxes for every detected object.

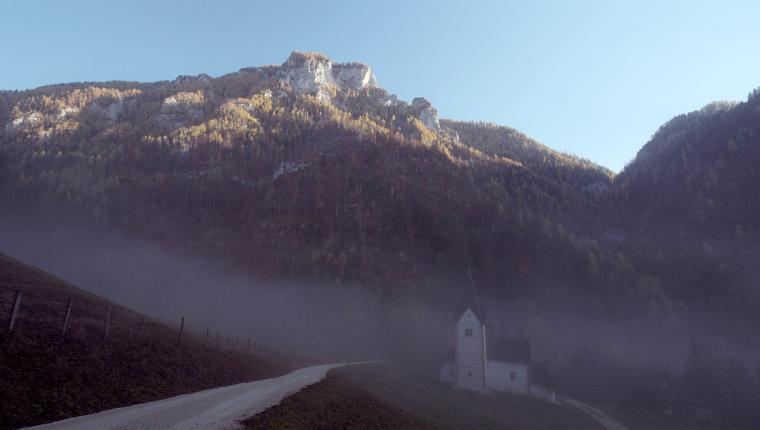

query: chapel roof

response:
[488,338,531,364]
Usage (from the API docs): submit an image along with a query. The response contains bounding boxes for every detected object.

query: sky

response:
[2,0,759,172]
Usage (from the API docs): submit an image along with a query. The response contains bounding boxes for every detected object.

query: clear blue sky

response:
[2,0,759,171]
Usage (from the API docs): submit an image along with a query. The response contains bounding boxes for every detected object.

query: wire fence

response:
[0,287,276,356]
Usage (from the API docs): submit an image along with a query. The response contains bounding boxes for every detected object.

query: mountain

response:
[1,51,758,317]
[607,92,760,313]
[613,92,760,239]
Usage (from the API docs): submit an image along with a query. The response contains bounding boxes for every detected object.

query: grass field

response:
[243,367,430,430]
[245,363,604,429]
[612,407,721,430]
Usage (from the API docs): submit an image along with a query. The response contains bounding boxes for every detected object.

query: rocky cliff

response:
[278,51,378,102]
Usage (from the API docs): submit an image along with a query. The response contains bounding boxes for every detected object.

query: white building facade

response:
[486,359,529,393]
[441,307,546,399]
[453,307,488,392]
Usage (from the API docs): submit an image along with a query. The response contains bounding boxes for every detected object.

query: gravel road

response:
[26,363,356,430]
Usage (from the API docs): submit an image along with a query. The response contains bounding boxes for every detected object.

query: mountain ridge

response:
[1,51,759,318]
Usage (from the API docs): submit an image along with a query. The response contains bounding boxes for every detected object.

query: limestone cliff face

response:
[278,52,377,102]
[85,98,124,122]
[5,111,42,132]
[153,90,206,128]
[1,51,442,137]
[333,62,378,89]
[276,51,439,132]
[411,97,440,131]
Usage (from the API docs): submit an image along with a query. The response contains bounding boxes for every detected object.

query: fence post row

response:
[7,290,22,332]
[5,292,269,359]
[61,298,73,336]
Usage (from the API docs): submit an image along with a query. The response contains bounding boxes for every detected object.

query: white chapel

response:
[440,306,551,400]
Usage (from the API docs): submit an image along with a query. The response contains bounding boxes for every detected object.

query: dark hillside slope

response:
[613,90,760,239]
[444,119,613,233]
[607,90,760,313]
[0,252,288,429]
[443,119,612,191]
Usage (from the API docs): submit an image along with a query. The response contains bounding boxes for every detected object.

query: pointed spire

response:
[467,265,483,318]
[454,265,485,324]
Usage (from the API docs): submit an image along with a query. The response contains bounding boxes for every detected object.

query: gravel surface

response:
[26,364,351,430]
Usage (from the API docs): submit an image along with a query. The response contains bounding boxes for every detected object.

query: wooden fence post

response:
[7,291,22,332]
[104,304,112,340]
[61,298,73,336]
[203,329,209,348]
[247,337,251,354]
[177,316,185,347]
[139,316,146,338]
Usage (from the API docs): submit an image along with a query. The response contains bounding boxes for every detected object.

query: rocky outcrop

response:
[411,97,440,131]
[173,73,212,86]
[5,111,43,133]
[161,91,205,115]
[333,62,378,90]
[153,91,205,128]
[272,161,307,180]
[278,52,377,102]
[56,106,80,120]
[276,51,441,132]
[85,98,124,122]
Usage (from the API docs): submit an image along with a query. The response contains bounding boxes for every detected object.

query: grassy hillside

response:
[243,365,431,430]
[244,363,602,430]
[0,252,290,429]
